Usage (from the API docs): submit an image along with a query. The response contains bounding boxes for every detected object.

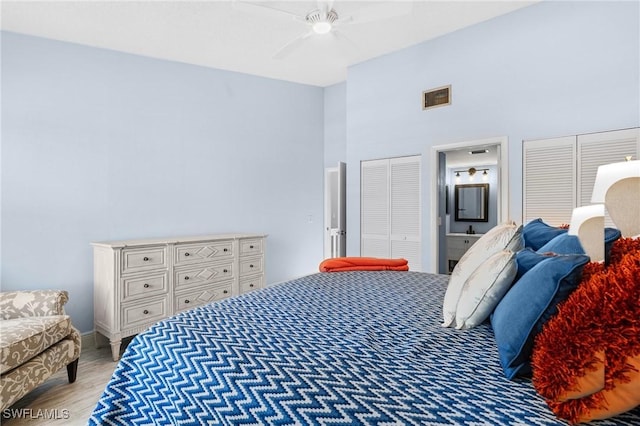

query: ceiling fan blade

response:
[232,0,305,22]
[273,31,315,60]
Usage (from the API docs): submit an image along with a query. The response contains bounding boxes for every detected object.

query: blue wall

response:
[343,1,639,270]
[1,32,325,333]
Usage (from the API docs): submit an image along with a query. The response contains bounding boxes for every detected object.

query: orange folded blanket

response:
[319,257,409,272]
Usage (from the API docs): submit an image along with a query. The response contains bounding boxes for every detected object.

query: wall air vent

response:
[469,149,489,155]
[422,85,451,110]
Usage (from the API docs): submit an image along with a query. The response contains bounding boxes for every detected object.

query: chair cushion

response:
[0,315,71,374]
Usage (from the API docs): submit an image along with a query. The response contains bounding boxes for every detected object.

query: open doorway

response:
[430,137,509,274]
[324,162,346,259]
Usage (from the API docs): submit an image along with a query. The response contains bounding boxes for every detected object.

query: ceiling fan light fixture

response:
[307,8,338,34]
[313,21,332,34]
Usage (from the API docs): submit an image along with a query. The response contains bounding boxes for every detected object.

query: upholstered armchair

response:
[0,290,81,410]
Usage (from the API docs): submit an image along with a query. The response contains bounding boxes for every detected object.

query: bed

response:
[89,270,640,425]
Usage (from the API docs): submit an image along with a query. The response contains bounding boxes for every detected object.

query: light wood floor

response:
[3,335,129,425]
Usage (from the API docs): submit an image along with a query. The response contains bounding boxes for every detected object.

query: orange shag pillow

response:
[531,237,640,424]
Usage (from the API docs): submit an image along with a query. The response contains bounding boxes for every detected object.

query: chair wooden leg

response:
[67,358,79,383]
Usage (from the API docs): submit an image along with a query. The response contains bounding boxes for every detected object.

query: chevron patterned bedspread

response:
[89,271,640,425]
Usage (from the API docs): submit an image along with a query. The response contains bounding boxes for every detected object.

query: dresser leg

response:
[110,340,121,362]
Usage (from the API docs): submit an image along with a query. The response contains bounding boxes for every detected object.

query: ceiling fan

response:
[233,0,412,59]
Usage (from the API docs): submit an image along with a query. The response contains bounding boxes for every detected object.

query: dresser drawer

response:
[175,282,232,312]
[239,239,263,257]
[175,262,234,289]
[239,256,263,277]
[122,247,167,274]
[240,275,263,294]
[121,297,167,329]
[175,241,234,266]
[122,273,168,302]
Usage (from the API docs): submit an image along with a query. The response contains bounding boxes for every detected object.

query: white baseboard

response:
[80,331,95,349]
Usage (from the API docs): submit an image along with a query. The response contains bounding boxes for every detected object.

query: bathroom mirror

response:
[454,183,489,222]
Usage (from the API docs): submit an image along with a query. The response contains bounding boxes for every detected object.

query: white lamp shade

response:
[569,205,605,235]
[569,205,605,262]
[591,160,640,203]
[590,160,640,237]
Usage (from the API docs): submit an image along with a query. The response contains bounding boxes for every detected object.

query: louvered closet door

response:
[523,137,576,226]
[361,159,390,258]
[361,156,421,270]
[390,156,421,271]
[578,128,640,227]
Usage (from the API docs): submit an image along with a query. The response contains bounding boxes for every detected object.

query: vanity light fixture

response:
[453,167,489,182]
[468,167,476,181]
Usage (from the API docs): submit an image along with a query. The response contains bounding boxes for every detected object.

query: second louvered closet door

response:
[578,128,640,227]
[523,128,639,227]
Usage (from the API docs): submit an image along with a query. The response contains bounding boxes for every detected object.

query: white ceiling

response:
[1,0,538,87]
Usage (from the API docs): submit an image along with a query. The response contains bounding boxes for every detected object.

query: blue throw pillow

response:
[513,248,554,283]
[491,253,589,379]
[522,219,567,251]
[536,227,622,263]
[537,233,584,255]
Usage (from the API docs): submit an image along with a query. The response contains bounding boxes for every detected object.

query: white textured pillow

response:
[454,250,517,330]
[442,221,523,327]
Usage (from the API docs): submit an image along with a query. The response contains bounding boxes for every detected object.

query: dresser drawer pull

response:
[144,283,150,288]
[249,245,254,249]
[223,269,228,273]
[223,290,229,294]
[249,264,254,268]
[224,248,228,252]
[143,310,149,315]
[184,276,190,281]
[143,257,150,262]
[249,284,254,288]
[185,252,190,257]
[184,299,190,304]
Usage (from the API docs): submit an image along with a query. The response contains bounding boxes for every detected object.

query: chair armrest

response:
[0,290,69,319]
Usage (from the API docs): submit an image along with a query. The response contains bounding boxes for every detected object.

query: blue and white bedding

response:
[89,271,640,425]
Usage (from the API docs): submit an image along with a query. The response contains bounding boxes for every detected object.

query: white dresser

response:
[92,233,266,361]
[446,233,482,273]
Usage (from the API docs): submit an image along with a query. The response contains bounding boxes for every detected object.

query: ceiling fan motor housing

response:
[306,8,338,25]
